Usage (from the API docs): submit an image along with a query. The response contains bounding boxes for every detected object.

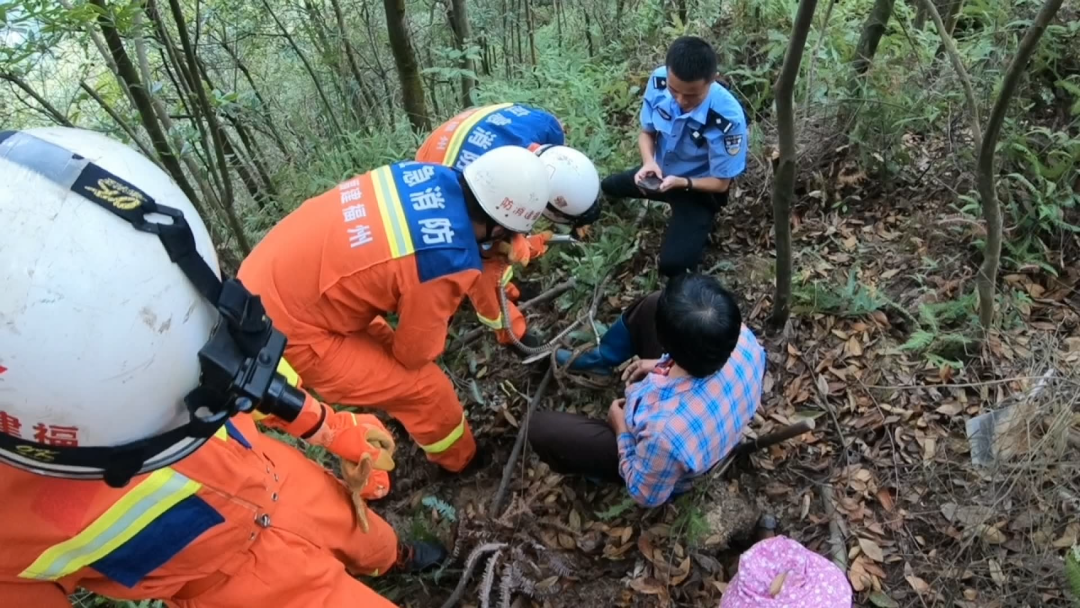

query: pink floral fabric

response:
[720,536,852,608]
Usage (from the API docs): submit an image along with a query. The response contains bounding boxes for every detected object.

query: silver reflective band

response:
[0,131,90,191]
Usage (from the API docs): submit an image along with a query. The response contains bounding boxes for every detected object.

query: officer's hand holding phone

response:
[635,161,663,193]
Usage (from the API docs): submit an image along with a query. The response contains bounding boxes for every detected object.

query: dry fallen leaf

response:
[558,533,576,550]
[936,402,964,416]
[877,488,895,513]
[977,524,1007,545]
[859,538,884,563]
[905,562,930,594]
[629,577,660,594]
[988,559,1006,586]
[846,336,863,357]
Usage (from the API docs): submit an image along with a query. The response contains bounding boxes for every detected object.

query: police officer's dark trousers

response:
[602,167,728,277]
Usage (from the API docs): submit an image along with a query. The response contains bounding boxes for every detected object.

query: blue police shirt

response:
[640,66,748,180]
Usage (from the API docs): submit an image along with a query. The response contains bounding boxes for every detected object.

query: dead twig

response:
[490,367,554,517]
[818,483,848,571]
[440,542,508,608]
[451,278,578,350]
[712,419,816,479]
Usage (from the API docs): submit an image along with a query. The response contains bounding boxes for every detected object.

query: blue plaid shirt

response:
[616,324,765,507]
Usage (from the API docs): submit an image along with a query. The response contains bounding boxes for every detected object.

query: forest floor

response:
[365,133,1080,608]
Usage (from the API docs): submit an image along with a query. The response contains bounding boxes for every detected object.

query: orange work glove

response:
[275,396,396,469]
[341,459,390,533]
[498,231,553,267]
[264,395,395,513]
[498,234,532,266]
[525,231,553,260]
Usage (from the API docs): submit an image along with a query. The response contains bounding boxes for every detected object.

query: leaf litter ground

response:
[358,138,1080,608]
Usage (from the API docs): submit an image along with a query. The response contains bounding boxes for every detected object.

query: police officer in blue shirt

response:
[601,36,748,277]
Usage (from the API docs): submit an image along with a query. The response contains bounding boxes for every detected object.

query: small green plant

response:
[670,494,710,548]
[1066,544,1080,607]
[421,496,457,522]
[900,294,978,365]
[594,496,636,521]
[793,269,889,318]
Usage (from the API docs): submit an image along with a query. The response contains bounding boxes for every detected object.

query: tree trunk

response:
[360,0,398,125]
[555,0,562,48]
[770,0,819,328]
[675,0,689,24]
[141,3,226,202]
[196,56,279,200]
[852,0,896,76]
[974,0,1064,332]
[330,0,381,126]
[166,0,251,254]
[934,0,965,57]
[88,0,203,216]
[382,0,430,132]
[524,0,537,66]
[447,0,477,106]
[259,0,344,134]
[58,0,140,117]
[78,80,157,160]
[218,39,292,157]
[502,0,511,77]
[583,7,595,58]
[919,0,982,150]
[0,73,74,126]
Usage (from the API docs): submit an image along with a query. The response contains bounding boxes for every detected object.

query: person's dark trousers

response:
[623,290,664,360]
[531,291,667,478]
[528,411,623,482]
[602,167,729,277]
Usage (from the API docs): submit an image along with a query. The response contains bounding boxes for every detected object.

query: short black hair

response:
[665,36,717,83]
[656,273,742,377]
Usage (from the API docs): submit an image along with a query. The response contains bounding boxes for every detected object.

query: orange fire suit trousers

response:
[0,415,398,608]
[284,318,476,472]
[170,452,399,608]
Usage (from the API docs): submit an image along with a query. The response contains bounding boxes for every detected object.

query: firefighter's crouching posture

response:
[0,127,439,608]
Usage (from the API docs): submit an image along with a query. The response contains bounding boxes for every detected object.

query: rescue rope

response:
[498,266,585,356]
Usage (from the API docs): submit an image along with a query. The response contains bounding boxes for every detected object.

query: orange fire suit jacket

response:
[0,415,399,608]
[238,162,483,371]
[416,103,564,344]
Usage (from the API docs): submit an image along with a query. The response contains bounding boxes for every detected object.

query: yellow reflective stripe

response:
[19,469,200,581]
[476,311,503,329]
[252,357,303,422]
[500,266,514,287]
[419,414,467,454]
[276,358,300,387]
[213,425,228,441]
[443,103,514,164]
[372,167,414,258]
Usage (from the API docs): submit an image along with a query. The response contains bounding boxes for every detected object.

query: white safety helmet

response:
[0,127,305,487]
[463,146,551,233]
[0,127,221,481]
[535,145,601,226]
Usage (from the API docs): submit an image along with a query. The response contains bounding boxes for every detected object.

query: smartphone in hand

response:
[637,174,663,193]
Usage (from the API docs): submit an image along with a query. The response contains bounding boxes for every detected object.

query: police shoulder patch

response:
[706,109,735,134]
[724,134,743,156]
[654,76,667,90]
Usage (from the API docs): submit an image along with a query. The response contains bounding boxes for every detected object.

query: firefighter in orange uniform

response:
[417,103,601,347]
[0,128,441,607]
[238,147,552,473]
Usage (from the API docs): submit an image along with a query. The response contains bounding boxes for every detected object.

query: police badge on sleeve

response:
[724,134,743,156]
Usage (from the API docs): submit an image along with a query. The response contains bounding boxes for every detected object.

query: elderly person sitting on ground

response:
[527,273,766,507]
